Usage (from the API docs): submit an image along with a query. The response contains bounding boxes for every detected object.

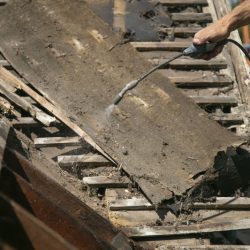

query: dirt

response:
[0,0,242,205]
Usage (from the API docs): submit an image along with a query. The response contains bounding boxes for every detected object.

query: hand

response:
[193,19,231,60]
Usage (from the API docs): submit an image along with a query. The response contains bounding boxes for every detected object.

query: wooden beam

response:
[158,0,208,6]
[171,13,212,23]
[57,154,110,167]
[0,67,115,164]
[167,75,233,88]
[155,246,250,250]
[190,96,238,106]
[209,114,244,125]
[12,117,40,128]
[131,41,190,51]
[159,27,201,36]
[83,176,129,188]
[194,197,250,209]
[0,60,10,67]
[109,198,154,211]
[123,219,250,238]
[34,136,82,148]
[150,58,228,70]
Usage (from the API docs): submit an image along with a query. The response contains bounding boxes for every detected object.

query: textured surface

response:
[0,0,240,204]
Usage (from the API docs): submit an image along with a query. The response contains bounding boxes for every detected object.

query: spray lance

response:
[112,38,250,106]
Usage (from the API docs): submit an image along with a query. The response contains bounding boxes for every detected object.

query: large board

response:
[0,0,240,204]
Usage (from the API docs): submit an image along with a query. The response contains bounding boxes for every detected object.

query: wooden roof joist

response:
[157,0,208,6]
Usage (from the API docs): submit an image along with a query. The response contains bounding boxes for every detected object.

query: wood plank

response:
[194,197,250,209]
[209,114,244,125]
[0,96,21,117]
[150,58,228,70]
[34,136,82,148]
[171,13,212,23]
[123,218,250,238]
[83,176,129,188]
[109,197,154,211]
[57,154,110,167]
[158,0,208,6]
[0,67,115,164]
[158,27,202,36]
[12,117,40,128]
[131,41,190,51]
[0,60,9,67]
[156,246,250,250]
[167,75,233,88]
[190,96,238,106]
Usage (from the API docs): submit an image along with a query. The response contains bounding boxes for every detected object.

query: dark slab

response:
[0,0,240,204]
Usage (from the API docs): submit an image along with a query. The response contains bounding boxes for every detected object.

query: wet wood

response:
[34,136,82,148]
[0,192,75,250]
[194,197,250,209]
[109,197,154,211]
[0,67,115,164]
[150,58,228,70]
[171,13,212,23]
[190,96,238,106]
[167,75,233,88]
[158,0,208,6]
[124,218,250,238]
[58,153,110,167]
[131,41,190,51]
[83,176,129,188]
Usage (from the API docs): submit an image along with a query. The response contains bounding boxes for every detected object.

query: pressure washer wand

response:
[112,38,249,106]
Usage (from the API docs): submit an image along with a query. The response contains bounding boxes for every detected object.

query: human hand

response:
[193,19,231,60]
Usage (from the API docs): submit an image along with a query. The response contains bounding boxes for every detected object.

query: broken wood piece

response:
[190,96,238,106]
[83,176,129,188]
[171,13,212,23]
[12,117,39,128]
[210,114,244,125]
[0,67,115,164]
[158,27,202,36]
[158,0,208,6]
[131,41,190,51]
[57,154,110,167]
[194,197,250,210]
[156,246,250,250]
[0,59,10,67]
[0,95,21,117]
[109,197,154,211]
[167,75,233,88]
[123,218,250,239]
[150,58,227,70]
[34,136,82,148]
[33,106,58,127]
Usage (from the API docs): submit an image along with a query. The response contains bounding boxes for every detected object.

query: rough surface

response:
[0,0,241,204]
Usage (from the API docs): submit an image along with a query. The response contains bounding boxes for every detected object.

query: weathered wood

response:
[0,67,115,164]
[131,41,190,51]
[167,75,233,88]
[158,0,208,6]
[109,197,154,211]
[33,106,58,126]
[0,167,115,250]
[0,118,11,170]
[150,58,228,70]
[0,192,75,250]
[156,245,250,250]
[194,197,250,209]
[210,114,244,125]
[0,59,9,67]
[58,154,110,167]
[12,117,39,128]
[0,95,21,117]
[190,96,238,106]
[3,147,121,245]
[171,13,212,23]
[124,219,250,238]
[34,136,82,148]
[159,27,201,36]
[83,176,129,188]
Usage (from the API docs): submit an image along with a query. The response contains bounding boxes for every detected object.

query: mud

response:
[0,0,242,205]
